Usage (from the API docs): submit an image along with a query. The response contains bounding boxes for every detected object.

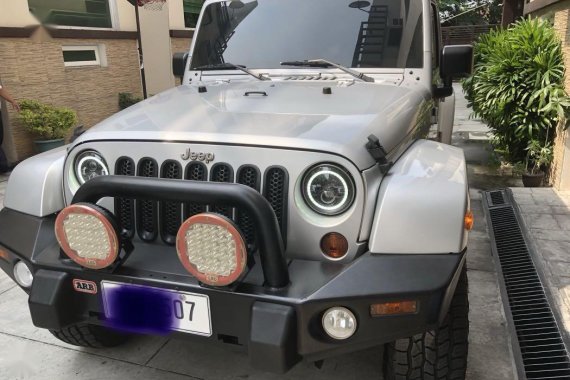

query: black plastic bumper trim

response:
[0,207,466,373]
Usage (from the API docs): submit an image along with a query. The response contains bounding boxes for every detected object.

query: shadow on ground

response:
[453,134,522,191]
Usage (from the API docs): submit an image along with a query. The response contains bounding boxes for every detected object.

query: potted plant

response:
[521,140,554,187]
[463,18,570,186]
[19,99,77,153]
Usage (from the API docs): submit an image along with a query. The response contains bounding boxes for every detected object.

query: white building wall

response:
[168,0,187,29]
[115,0,137,31]
[139,2,176,93]
[0,0,40,27]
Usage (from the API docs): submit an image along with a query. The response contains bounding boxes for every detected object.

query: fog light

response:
[14,261,33,288]
[322,307,357,340]
[55,203,120,269]
[176,213,247,287]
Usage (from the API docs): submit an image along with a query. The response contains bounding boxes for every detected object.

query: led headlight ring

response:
[302,163,355,215]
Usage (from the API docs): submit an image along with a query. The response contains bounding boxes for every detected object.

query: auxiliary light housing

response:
[176,213,247,287]
[55,203,121,269]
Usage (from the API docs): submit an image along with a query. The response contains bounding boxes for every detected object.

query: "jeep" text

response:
[181,148,215,163]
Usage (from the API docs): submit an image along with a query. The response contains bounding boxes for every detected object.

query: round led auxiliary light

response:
[176,213,247,287]
[55,204,120,269]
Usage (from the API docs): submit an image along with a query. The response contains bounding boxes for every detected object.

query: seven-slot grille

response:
[114,157,288,248]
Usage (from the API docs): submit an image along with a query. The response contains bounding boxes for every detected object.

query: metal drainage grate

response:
[483,189,570,379]
[486,189,509,207]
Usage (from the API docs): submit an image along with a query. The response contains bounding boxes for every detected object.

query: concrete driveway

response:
[0,180,516,379]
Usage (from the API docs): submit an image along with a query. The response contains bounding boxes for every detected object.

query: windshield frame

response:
[186,0,433,77]
[183,0,432,84]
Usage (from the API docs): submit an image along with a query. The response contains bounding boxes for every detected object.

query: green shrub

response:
[18,99,77,140]
[463,18,570,168]
[118,92,143,110]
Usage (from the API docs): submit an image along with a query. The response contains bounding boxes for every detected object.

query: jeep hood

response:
[73,81,429,170]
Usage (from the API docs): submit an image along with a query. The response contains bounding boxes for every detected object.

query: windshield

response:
[190,0,424,70]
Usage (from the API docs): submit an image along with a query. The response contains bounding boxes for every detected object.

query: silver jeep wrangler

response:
[0,0,473,378]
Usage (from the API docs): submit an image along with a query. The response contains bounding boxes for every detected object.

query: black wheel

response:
[384,264,469,380]
[50,323,129,348]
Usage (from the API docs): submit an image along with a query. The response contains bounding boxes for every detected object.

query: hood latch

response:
[366,134,392,173]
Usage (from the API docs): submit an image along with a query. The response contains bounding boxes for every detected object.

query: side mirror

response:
[435,45,473,98]
[173,52,189,79]
[441,45,473,83]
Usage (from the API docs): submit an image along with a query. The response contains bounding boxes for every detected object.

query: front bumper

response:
[0,178,466,373]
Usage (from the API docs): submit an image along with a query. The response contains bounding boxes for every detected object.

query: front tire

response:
[50,323,129,348]
[384,265,469,379]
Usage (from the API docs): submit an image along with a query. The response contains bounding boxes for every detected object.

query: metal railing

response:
[441,24,500,45]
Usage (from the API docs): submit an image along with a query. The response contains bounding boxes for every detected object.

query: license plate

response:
[101,281,212,336]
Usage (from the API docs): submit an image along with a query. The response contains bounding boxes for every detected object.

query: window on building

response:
[184,0,205,28]
[28,0,112,28]
[62,46,102,67]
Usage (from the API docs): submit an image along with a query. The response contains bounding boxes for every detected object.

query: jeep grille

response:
[114,157,288,248]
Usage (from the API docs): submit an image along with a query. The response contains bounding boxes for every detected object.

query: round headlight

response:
[302,164,355,215]
[74,150,109,185]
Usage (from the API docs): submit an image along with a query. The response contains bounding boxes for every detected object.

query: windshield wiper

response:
[194,62,270,81]
[280,59,374,83]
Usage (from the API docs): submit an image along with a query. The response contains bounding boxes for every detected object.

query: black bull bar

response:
[72,175,290,288]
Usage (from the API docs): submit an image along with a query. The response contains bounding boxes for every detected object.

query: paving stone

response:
[532,194,567,206]
[466,269,515,380]
[557,286,570,335]
[466,238,495,272]
[518,204,554,214]
[468,229,490,241]
[550,205,570,215]
[510,187,532,195]
[534,239,570,263]
[0,286,168,366]
[531,188,557,195]
[0,270,15,295]
[512,194,536,205]
[547,261,570,281]
[522,213,560,230]
[531,228,570,242]
[553,214,570,230]
[0,334,193,380]
[469,188,482,201]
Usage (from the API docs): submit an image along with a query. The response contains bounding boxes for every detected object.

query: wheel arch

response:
[4,146,66,217]
[369,139,469,254]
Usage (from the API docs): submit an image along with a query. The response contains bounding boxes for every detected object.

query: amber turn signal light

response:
[464,210,474,231]
[320,232,349,259]
[370,300,418,317]
[0,249,9,262]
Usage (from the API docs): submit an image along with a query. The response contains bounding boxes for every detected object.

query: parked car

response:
[0,0,472,378]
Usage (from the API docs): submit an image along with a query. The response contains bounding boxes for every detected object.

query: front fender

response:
[369,140,468,254]
[4,147,66,217]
